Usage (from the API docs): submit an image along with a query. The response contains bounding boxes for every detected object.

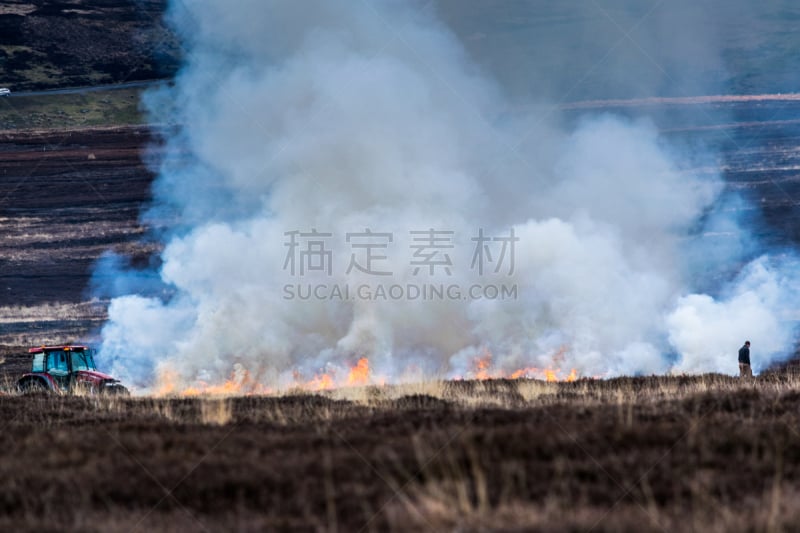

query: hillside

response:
[0,0,178,90]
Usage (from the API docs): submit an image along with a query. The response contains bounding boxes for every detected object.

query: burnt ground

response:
[0,125,160,345]
[0,0,178,90]
[0,376,797,532]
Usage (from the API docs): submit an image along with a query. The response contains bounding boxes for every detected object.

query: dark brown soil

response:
[0,126,156,302]
[0,344,33,378]
[0,126,160,343]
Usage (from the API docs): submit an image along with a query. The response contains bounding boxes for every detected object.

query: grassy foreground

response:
[0,374,798,532]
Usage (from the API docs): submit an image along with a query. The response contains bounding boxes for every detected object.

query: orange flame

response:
[509,345,580,382]
[347,357,370,386]
[468,347,581,382]
[507,366,580,382]
[472,350,493,380]
[156,352,583,397]
[155,368,179,396]
[157,364,273,397]
[509,367,537,379]
[307,373,335,391]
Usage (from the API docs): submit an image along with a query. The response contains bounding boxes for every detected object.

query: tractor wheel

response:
[18,379,49,395]
[104,384,130,396]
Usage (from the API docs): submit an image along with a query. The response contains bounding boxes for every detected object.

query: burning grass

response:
[0,373,798,531]
[147,352,582,398]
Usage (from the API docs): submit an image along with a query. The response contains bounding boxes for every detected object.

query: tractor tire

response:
[18,379,49,395]
[104,384,130,396]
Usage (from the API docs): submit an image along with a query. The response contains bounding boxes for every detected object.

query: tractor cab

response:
[18,345,128,395]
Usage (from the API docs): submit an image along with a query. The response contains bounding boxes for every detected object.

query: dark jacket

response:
[738,345,750,365]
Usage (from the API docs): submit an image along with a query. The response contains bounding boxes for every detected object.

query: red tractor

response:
[17,345,129,395]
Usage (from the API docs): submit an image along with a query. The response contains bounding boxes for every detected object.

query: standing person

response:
[738,341,752,377]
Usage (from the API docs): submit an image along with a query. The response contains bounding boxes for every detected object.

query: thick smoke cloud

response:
[97,0,799,389]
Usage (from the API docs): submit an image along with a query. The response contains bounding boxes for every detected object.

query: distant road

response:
[560,93,800,109]
[4,80,164,98]
[8,83,800,109]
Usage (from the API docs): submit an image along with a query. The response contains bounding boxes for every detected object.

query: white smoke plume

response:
[97,0,799,389]
[668,256,800,374]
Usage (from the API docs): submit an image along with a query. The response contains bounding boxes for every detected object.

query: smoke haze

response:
[96,1,800,389]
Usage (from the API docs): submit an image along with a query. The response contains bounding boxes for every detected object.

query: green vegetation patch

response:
[0,87,145,130]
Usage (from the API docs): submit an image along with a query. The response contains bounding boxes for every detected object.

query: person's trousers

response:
[739,363,752,377]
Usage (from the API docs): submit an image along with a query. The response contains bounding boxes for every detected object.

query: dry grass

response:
[0,373,797,531]
[199,398,233,426]
[303,372,774,409]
